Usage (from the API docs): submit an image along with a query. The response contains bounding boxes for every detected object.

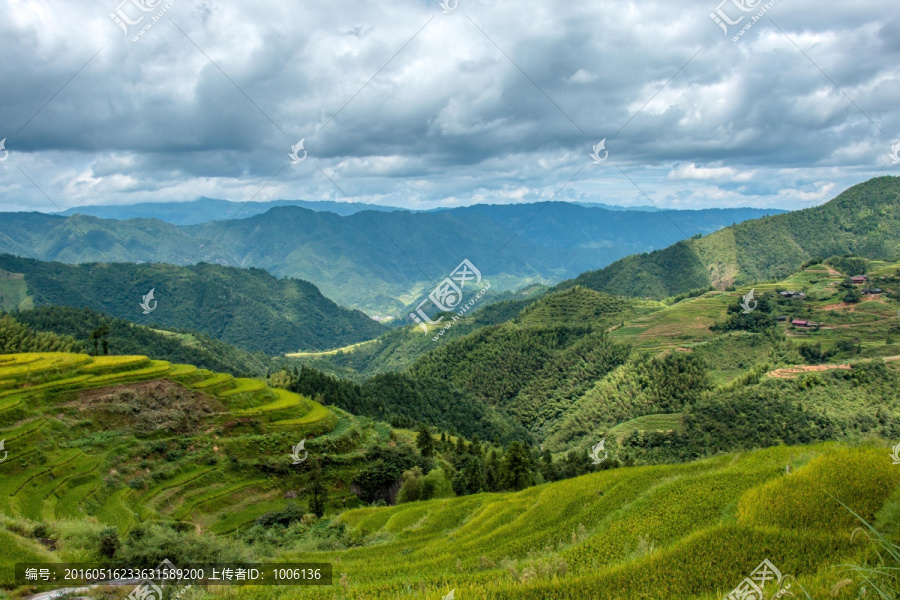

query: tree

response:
[420,467,454,500]
[712,292,776,333]
[843,284,862,304]
[416,425,434,458]
[98,324,110,354]
[452,453,485,496]
[484,449,501,492]
[501,442,532,491]
[308,459,327,517]
[470,435,482,458]
[90,328,100,355]
[351,444,420,504]
[539,449,557,483]
[98,527,120,559]
[90,324,110,355]
[397,467,423,503]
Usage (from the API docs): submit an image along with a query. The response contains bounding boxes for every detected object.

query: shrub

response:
[98,527,119,559]
[397,467,423,503]
[120,524,250,565]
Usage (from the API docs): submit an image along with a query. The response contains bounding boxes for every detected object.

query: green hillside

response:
[563,176,900,298]
[293,256,900,460]
[0,351,347,583]
[298,287,644,440]
[299,287,550,381]
[1,273,900,598]
[0,255,386,355]
[0,351,339,524]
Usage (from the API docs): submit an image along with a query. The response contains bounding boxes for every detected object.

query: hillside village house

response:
[791,319,819,328]
[851,275,868,284]
[779,290,807,299]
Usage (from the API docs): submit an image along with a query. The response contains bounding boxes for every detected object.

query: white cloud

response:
[0,0,896,212]
[668,164,756,182]
[567,69,596,84]
[777,181,837,203]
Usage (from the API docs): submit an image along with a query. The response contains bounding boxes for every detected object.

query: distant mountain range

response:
[58,197,670,224]
[561,176,900,298]
[59,197,404,224]
[1,202,784,314]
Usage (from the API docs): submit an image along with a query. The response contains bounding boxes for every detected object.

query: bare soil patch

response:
[766,364,851,379]
[77,379,222,433]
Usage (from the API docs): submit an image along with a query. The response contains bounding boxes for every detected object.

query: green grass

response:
[236,388,305,415]
[285,338,380,358]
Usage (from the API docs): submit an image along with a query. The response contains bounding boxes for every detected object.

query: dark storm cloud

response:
[0,0,897,212]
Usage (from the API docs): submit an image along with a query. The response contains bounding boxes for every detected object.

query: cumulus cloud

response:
[0,0,897,212]
[668,164,756,181]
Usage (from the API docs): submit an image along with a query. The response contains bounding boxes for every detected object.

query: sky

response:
[0,0,898,213]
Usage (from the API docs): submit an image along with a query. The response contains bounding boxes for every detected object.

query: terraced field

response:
[220,443,900,600]
[0,351,352,584]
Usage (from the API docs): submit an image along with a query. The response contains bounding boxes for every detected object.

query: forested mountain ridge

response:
[561,176,900,298]
[59,196,403,222]
[0,203,781,314]
[0,255,385,355]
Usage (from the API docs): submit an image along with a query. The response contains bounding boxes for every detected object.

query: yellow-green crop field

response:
[203,443,899,600]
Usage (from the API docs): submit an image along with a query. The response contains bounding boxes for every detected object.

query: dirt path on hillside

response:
[821,296,886,311]
[817,318,895,330]
[766,364,851,378]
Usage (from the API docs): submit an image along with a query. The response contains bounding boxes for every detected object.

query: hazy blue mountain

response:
[1,203,784,314]
[59,197,404,224]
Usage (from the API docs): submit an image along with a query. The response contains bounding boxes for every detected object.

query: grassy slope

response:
[302,257,900,447]
[2,266,900,596]
[542,257,900,451]
[292,289,551,382]
[228,443,899,600]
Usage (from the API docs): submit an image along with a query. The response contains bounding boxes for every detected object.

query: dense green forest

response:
[0,255,385,354]
[0,314,81,353]
[273,365,524,442]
